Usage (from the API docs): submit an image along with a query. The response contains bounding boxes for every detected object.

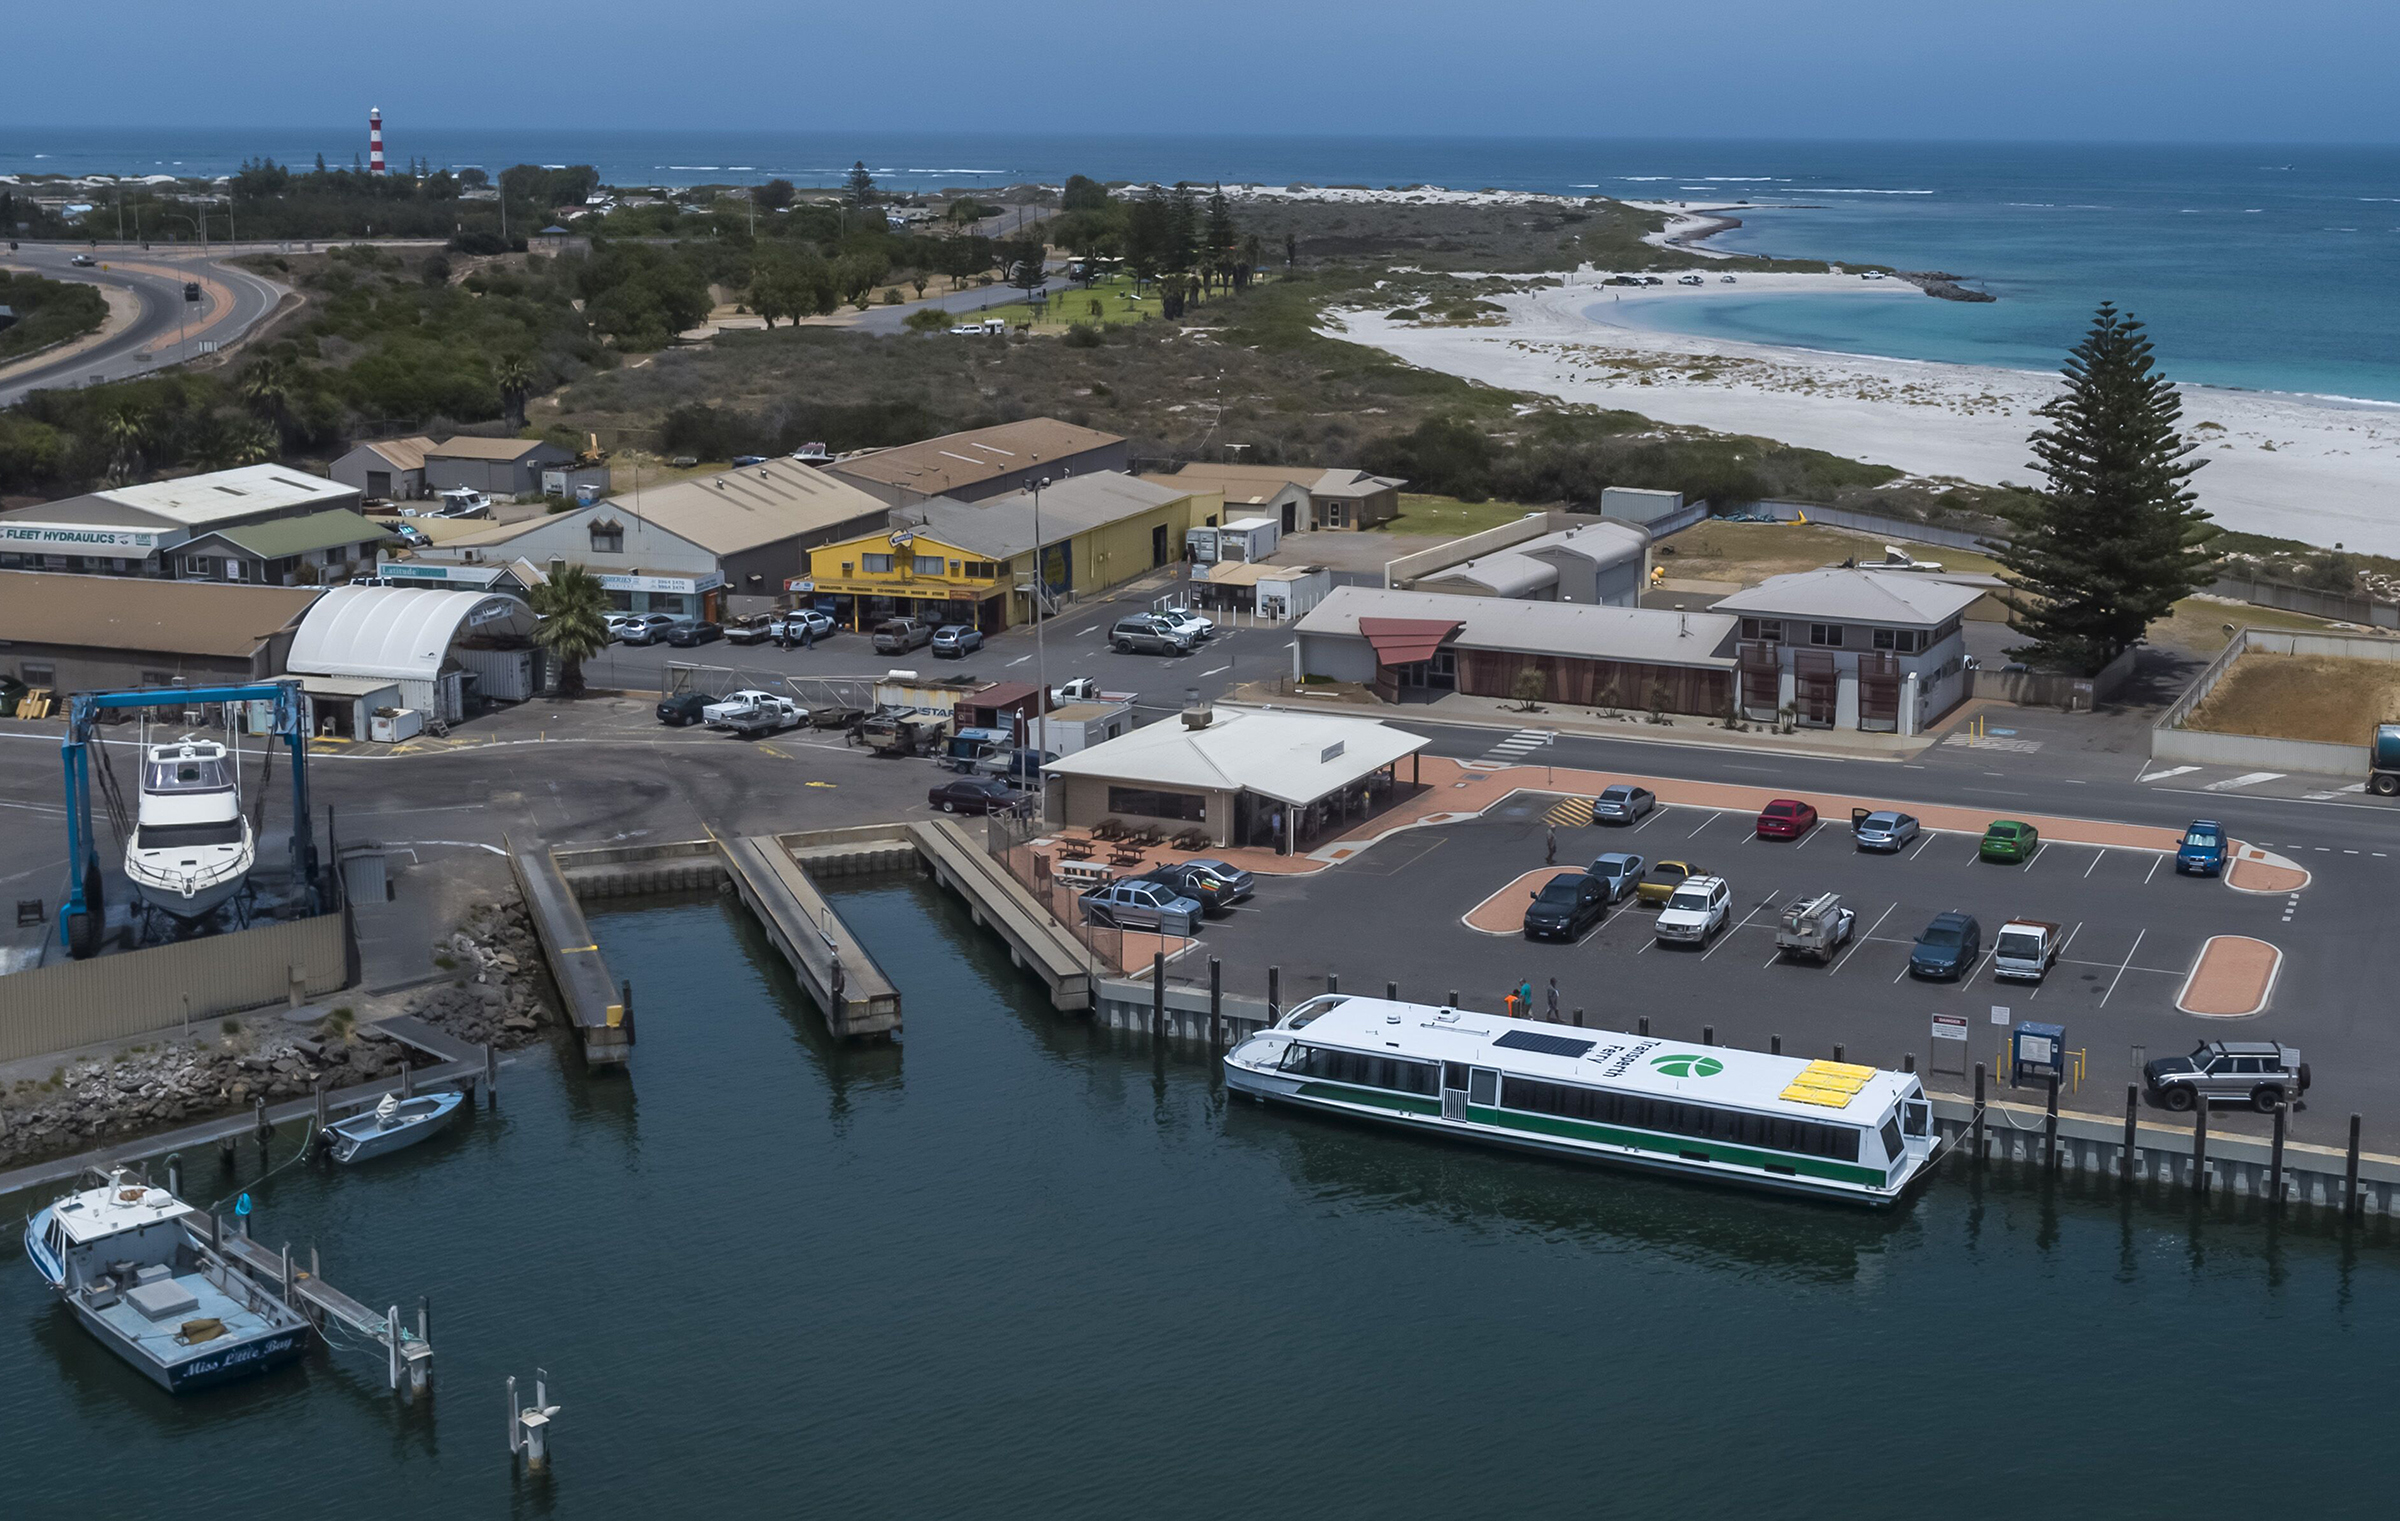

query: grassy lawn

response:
[2146,597,2387,659]
[2186,652,2400,743]
[1652,519,2007,585]
[1372,494,1549,537]
[977,276,1162,332]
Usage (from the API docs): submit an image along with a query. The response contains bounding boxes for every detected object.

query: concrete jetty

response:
[508,835,631,1067]
[714,828,902,1040]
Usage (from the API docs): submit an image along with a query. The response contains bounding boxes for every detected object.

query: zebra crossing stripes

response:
[1483,729,1555,764]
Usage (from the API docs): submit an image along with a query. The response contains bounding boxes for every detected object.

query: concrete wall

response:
[2150,625,2400,776]
[1384,512,1561,588]
[0,913,348,1064]
[1295,631,1383,686]
[2208,575,2400,631]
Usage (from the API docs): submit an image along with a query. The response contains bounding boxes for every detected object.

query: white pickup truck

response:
[704,689,806,736]
[1049,676,1138,705]
[1992,919,2063,982]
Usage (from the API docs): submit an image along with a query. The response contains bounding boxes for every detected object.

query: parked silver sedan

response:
[1852,809,1922,852]
[1587,852,1646,903]
[1589,784,1657,825]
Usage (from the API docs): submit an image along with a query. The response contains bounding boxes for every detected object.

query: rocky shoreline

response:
[0,897,557,1173]
[1897,270,1996,304]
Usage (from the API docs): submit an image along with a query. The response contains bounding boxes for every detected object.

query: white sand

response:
[1335,270,2400,554]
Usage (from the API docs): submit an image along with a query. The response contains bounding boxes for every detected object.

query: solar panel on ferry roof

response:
[1493,1030,1596,1059]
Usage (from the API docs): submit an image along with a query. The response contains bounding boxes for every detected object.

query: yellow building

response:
[805,473,1220,632]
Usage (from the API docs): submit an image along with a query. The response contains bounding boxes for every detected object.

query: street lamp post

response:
[1030,469,1049,744]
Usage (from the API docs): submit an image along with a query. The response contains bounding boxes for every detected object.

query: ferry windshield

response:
[145,759,232,793]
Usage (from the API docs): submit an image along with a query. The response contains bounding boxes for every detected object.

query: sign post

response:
[1929,1013,1969,1076]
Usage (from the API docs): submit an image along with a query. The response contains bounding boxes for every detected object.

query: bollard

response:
[1771,1034,1782,1056]
[1151,952,1166,1041]
[1833,1043,1845,1064]
[1268,966,1281,1023]
[281,1243,292,1303]
[311,1244,320,1281]
[2122,1085,2138,1186]
[2192,1096,2208,1195]
[1972,1064,1986,1164]
[219,1134,237,1171]
[1638,1016,1650,1037]
[388,1304,402,1391]
[1209,958,1223,1050]
[2347,1114,2363,1221]
[1327,972,1338,996]
[1703,1025,1714,1046]
[166,1152,182,1201]
[1386,981,1399,1003]
[1448,989,1460,1010]
[254,1095,271,1155]
[1573,1007,1584,1028]
[401,1058,414,1100]
[2044,1075,2059,1171]
[485,1041,499,1107]
[1903,1052,1916,1074]
[2270,1102,2287,1209]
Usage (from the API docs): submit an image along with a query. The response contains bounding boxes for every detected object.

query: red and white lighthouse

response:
[368,108,386,175]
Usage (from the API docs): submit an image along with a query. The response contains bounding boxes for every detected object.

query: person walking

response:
[801,618,815,650]
[1515,978,1534,1019]
[1545,977,1560,1022]
[1545,824,1557,867]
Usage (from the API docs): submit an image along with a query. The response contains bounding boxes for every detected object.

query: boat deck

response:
[83,1267,292,1366]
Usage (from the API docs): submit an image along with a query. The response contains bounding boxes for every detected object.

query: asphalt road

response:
[0,241,291,405]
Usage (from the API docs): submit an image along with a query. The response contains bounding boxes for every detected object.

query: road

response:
[0,241,292,405]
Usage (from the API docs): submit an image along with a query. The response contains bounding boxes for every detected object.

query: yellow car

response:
[1636,859,1704,905]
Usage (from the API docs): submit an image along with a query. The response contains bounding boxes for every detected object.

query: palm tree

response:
[98,402,148,484]
[495,354,535,429]
[527,563,613,699]
[237,357,291,435]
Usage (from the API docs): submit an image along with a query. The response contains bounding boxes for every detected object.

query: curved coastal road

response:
[0,242,292,406]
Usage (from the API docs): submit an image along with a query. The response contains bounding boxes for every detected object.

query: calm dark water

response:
[5,879,2392,1517]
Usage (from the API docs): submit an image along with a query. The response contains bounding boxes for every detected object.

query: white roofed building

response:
[1041,705,1430,854]
[1710,569,1982,733]
[286,584,539,726]
[0,465,360,578]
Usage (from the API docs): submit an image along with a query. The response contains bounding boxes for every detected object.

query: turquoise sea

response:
[4,131,2395,399]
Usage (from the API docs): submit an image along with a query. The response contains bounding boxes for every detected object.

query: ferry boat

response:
[1224,995,1942,1207]
[124,739,254,921]
[24,1171,309,1393]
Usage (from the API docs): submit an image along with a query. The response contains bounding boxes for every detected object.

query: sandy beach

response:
[1333,254,2400,555]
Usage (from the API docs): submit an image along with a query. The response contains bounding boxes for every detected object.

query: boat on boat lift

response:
[323,1090,464,1164]
[123,737,254,921]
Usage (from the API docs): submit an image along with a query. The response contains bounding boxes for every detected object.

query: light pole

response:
[1030,467,1049,745]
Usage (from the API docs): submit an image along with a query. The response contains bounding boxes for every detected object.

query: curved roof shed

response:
[287,585,536,681]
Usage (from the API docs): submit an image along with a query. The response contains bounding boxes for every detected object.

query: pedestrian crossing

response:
[1483,728,1555,765]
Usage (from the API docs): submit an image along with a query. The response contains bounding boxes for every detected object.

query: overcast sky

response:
[9,0,2396,141]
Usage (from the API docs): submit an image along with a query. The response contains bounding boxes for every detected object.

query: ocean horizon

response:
[4,129,2396,401]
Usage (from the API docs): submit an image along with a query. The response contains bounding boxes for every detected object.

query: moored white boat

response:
[123,739,254,921]
[1225,994,1942,1207]
[24,1171,309,1393]
[322,1090,463,1164]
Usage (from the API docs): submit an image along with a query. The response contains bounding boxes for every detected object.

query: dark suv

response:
[1908,911,1981,980]
[2145,1041,2310,1112]
[1110,615,1194,656]
[1523,872,1608,941]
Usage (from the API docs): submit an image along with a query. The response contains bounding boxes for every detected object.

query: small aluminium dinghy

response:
[323,1090,463,1164]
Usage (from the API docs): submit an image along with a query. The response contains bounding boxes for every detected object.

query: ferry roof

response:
[1290,996,1916,1121]
[48,1179,188,1246]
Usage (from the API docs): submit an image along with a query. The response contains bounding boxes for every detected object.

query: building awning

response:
[297,675,404,698]
[1357,617,1461,666]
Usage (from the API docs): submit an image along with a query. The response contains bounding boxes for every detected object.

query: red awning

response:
[1357,617,1461,666]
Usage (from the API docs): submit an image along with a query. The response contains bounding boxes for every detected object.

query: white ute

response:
[1992,919,2063,982]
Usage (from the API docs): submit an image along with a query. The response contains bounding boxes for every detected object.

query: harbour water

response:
[7,131,2395,400]
[5,877,2394,1515]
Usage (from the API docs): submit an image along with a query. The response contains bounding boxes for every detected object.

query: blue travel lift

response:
[58,682,317,959]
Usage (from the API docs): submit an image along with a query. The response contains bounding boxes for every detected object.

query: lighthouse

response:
[368,108,386,175]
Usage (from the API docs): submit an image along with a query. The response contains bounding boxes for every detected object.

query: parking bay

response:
[1192,797,2383,1148]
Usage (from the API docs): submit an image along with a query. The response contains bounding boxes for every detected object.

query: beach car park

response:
[1979,820,2040,864]
[1851,810,1920,852]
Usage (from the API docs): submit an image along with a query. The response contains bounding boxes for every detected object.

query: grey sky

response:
[8,0,2396,141]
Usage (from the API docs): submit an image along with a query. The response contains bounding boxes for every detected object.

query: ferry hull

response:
[64,1298,308,1393]
[1226,1063,1926,1209]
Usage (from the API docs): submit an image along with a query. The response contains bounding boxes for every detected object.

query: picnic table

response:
[1109,843,1147,867]
[1057,838,1096,861]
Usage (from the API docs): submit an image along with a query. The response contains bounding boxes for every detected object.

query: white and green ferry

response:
[1225,995,1942,1207]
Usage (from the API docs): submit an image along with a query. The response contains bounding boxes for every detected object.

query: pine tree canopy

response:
[1994,303,2215,675]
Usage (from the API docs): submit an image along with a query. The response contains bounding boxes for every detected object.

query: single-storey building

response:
[175,509,393,587]
[329,436,433,502]
[807,472,1214,632]
[1294,585,1738,716]
[529,227,592,259]
[1190,560,1336,621]
[392,458,889,620]
[423,437,578,498]
[1711,568,1980,734]
[1597,486,1685,527]
[0,570,321,695]
[827,419,1129,508]
[1143,463,1405,533]
[286,584,540,726]
[1409,519,1649,606]
[0,465,359,578]
[1042,705,1429,854]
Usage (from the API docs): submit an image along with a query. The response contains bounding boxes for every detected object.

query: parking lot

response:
[1173,789,2388,1149]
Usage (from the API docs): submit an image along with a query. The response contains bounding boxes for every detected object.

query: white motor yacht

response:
[124,739,254,921]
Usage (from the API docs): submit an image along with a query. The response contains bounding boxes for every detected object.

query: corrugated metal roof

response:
[356,436,433,471]
[829,419,1124,495]
[39,465,356,531]
[1296,586,1738,667]
[430,460,887,557]
[203,509,390,560]
[885,472,1194,559]
[1042,707,1427,806]
[0,570,320,657]
[1711,568,1984,626]
[425,436,556,462]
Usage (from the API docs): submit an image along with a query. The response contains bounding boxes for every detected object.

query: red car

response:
[1755,798,1818,840]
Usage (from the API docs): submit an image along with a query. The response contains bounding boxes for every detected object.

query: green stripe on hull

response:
[1285,1080,1893,1192]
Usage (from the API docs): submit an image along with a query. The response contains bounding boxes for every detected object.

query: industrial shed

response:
[286,585,539,724]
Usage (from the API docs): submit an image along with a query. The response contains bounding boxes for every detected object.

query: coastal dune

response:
[1336,272,2400,555]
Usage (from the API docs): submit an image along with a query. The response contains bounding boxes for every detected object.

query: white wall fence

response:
[2150,625,2398,773]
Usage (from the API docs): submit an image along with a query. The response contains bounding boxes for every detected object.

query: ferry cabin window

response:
[1499,1077,1861,1162]
[1902,1100,1929,1139]
[1880,1117,1904,1161]
[1280,1044,1438,1096]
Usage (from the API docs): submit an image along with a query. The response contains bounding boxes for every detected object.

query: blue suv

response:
[2176,820,2226,876]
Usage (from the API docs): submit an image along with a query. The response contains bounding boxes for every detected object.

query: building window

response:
[589,519,625,554]
[913,554,946,576]
[21,662,56,689]
[1809,623,1844,647]
[862,553,894,574]
[184,556,215,578]
[1872,628,1895,651]
[1740,618,1785,643]
[1106,786,1207,823]
[963,561,1000,579]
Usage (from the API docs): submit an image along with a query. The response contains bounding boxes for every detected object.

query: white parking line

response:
[1829,902,1896,976]
[2144,855,2163,885]
[2100,928,2146,1007]
[1703,892,1778,961]
[1007,655,1032,666]
[1792,827,1818,851]
[1959,947,1996,990]
[2084,849,2106,878]
[1909,832,1938,860]
[1201,663,1232,676]
[1630,808,1665,835]
[1687,813,1715,839]
[2203,771,2285,792]
[1076,623,1103,636]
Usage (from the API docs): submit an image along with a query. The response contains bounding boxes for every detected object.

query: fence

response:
[2149,624,2400,774]
[1965,643,2139,712]
[1721,502,2005,553]
[0,912,350,1064]
[1383,511,1562,587]
[978,809,1204,974]
[2206,575,2400,631]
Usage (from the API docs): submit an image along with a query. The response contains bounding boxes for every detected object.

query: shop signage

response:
[0,522,165,551]
[598,569,724,595]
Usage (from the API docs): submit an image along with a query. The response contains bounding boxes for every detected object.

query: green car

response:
[1979,819,2039,863]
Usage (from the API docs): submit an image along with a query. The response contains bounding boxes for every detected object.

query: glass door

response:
[1442,1062,1469,1122]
